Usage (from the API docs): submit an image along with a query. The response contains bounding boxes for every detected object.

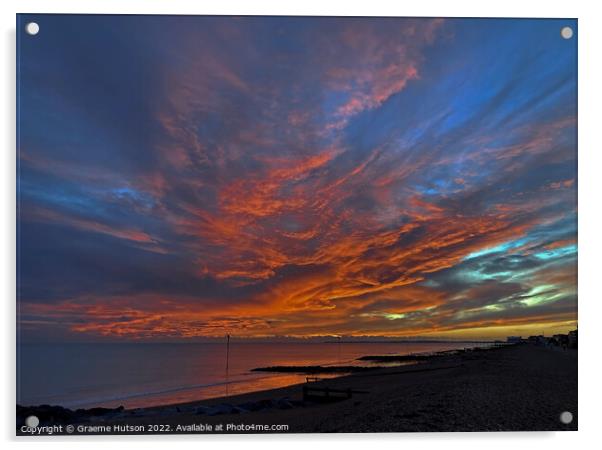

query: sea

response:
[17,341,492,409]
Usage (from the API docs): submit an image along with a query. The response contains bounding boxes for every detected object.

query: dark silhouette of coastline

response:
[17,343,577,434]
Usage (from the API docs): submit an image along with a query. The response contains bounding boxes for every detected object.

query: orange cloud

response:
[23,206,159,246]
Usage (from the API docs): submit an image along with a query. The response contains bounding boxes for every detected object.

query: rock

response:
[238,401,264,412]
[79,406,124,417]
[257,399,275,409]
[17,404,74,426]
[276,397,294,410]
[195,406,211,415]
[206,403,234,416]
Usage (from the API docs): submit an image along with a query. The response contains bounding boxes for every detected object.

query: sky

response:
[17,16,577,341]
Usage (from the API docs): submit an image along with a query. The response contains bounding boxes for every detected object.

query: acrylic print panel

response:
[16,15,577,435]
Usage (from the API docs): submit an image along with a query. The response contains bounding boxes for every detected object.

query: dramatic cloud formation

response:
[17,16,577,340]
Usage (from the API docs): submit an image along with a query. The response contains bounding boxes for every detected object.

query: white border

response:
[2,1,601,449]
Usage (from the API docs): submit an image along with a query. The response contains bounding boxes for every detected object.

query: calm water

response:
[18,341,489,409]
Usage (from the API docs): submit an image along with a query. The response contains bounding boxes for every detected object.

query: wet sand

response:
[17,344,577,434]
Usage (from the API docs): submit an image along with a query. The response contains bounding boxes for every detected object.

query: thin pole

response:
[225,334,230,397]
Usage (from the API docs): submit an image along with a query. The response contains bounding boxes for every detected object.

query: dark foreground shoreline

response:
[17,344,577,434]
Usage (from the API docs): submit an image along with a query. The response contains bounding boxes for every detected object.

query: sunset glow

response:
[17,16,577,341]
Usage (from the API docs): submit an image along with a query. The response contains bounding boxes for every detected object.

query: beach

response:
[17,344,577,434]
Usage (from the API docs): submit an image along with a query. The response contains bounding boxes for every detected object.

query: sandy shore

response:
[17,344,577,434]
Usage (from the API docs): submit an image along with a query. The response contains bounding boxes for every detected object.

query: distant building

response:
[568,329,578,349]
[527,335,547,345]
[525,331,576,349]
[552,334,569,348]
[527,335,538,343]
[506,336,522,344]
